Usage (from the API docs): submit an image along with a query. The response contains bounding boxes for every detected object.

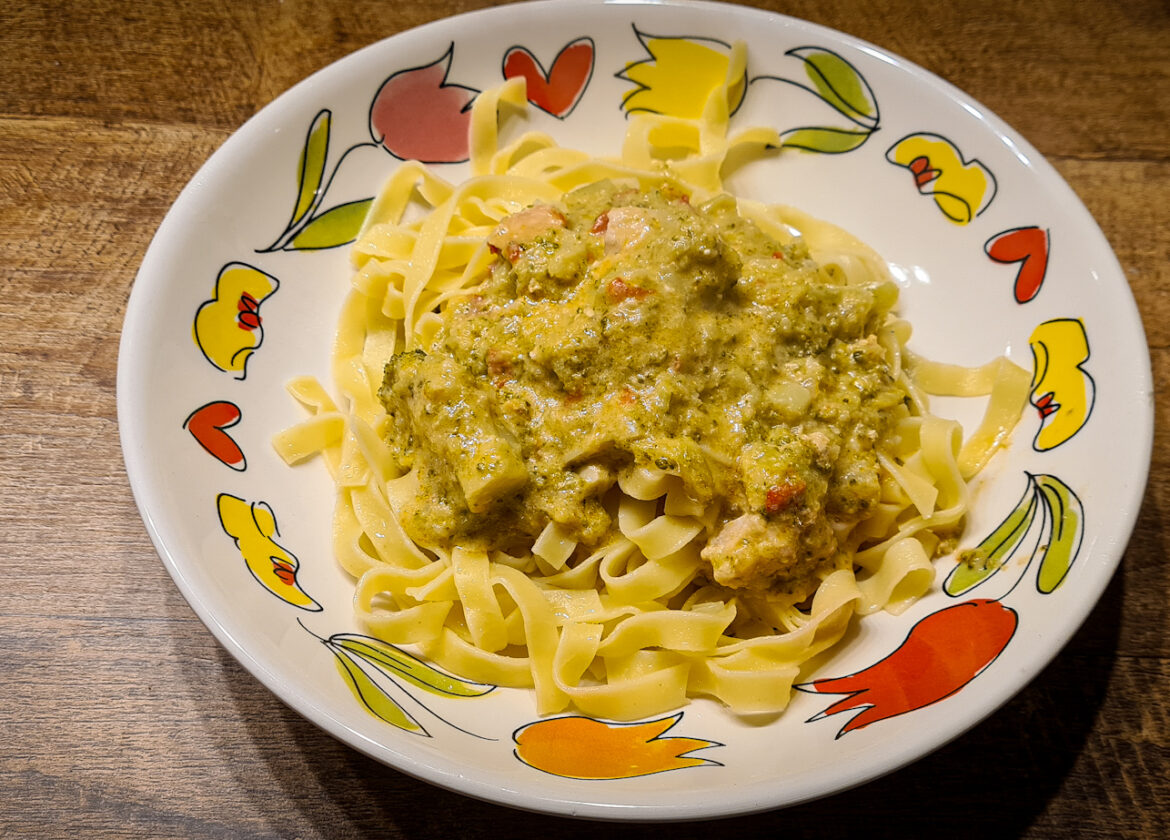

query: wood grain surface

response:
[2,0,1167,837]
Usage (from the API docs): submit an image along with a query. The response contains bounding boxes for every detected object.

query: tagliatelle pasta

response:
[275,46,1028,721]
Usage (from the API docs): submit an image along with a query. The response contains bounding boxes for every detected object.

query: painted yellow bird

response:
[216,493,321,611]
[193,262,279,379]
[886,133,996,224]
[1029,318,1095,451]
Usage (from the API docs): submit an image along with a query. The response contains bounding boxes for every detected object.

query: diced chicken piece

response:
[600,206,653,254]
[701,513,800,590]
[804,430,831,456]
[801,430,838,469]
[488,204,566,258]
[576,463,616,495]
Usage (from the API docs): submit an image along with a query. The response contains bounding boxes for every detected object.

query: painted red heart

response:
[503,38,594,119]
[184,401,246,471]
[985,226,1049,303]
[369,46,479,163]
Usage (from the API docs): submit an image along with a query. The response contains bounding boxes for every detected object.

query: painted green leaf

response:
[779,127,874,154]
[333,648,428,734]
[292,110,331,230]
[945,478,1039,596]
[332,633,494,698]
[1033,474,1084,593]
[288,198,373,250]
[789,47,878,127]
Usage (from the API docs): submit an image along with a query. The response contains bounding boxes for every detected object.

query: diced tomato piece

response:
[765,480,806,513]
[605,277,652,304]
[485,348,511,378]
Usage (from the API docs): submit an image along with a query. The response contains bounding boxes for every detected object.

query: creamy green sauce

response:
[379,180,910,595]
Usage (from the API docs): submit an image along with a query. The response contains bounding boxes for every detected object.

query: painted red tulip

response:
[369,46,478,163]
[800,599,1018,736]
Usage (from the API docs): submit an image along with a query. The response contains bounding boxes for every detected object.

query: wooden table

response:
[2,0,1166,836]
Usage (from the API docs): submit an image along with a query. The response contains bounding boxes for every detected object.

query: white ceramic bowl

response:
[118,0,1153,821]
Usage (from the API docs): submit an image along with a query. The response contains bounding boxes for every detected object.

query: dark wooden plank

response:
[0,0,498,129]
[2,1,1167,159]
[1051,159,1170,349]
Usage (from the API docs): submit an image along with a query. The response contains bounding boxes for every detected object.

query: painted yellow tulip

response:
[514,713,718,779]
[619,32,746,119]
